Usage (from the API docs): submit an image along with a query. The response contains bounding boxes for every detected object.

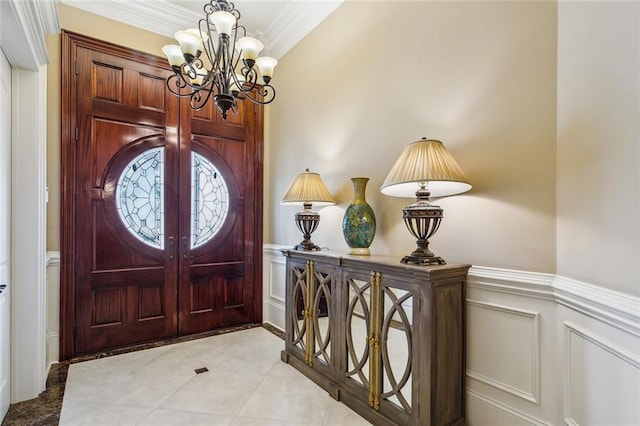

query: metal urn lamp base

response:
[401,185,445,265]
[293,203,322,251]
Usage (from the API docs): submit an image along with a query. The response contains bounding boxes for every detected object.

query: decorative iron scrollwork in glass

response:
[116,147,165,249]
[191,151,229,248]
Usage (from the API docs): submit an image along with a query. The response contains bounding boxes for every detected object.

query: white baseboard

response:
[467,388,552,426]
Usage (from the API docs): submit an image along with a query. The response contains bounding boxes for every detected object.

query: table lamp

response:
[381,138,471,265]
[281,169,336,251]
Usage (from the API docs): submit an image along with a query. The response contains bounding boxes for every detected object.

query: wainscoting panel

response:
[562,320,640,425]
[466,270,559,424]
[262,244,287,331]
[46,251,60,369]
[467,389,552,426]
[467,300,540,403]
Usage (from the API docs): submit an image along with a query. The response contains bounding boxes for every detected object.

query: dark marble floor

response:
[1,362,68,426]
[1,323,283,426]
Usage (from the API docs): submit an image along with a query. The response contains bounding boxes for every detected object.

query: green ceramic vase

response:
[342,177,376,255]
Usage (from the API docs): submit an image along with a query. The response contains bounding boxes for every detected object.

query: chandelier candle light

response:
[281,169,336,251]
[162,0,277,119]
[381,138,471,265]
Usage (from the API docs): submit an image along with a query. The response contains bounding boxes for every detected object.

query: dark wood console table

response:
[280,249,470,426]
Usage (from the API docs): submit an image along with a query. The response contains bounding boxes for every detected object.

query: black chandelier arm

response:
[204,0,241,21]
[235,66,258,91]
[229,24,247,72]
[198,19,217,72]
[165,59,215,94]
[189,84,216,111]
[166,73,195,97]
[240,84,276,105]
[181,57,206,80]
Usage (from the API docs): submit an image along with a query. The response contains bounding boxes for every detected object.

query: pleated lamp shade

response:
[381,138,471,198]
[281,169,336,206]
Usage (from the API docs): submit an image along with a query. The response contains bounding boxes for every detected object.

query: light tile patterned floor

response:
[60,328,372,425]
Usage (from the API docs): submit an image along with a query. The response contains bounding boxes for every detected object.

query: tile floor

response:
[60,327,372,425]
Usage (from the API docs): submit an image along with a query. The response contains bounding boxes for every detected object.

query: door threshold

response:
[70,323,262,364]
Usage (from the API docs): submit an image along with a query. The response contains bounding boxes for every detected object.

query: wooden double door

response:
[61,32,263,358]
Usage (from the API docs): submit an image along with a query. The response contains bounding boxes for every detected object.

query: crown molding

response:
[263,0,342,59]
[60,0,200,39]
[60,0,343,59]
[1,0,60,69]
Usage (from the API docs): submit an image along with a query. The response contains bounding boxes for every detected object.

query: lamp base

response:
[400,185,446,266]
[293,204,322,251]
[401,253,446,265]
[293,241,321,251]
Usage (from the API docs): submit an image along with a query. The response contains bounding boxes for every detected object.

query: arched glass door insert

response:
[191,151,230,248]
[116,147,165,249]
[114,147,230,251]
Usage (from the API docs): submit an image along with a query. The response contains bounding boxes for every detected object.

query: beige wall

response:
[557,2,640,296]
[267,1,558,273]
[45,4,174,250]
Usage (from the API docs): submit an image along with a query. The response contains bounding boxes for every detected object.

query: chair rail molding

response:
[552,274,640,337]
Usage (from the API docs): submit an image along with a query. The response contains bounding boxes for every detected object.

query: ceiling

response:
[60,0,343,59]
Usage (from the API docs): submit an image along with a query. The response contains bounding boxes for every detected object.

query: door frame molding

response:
[1,0,59,403]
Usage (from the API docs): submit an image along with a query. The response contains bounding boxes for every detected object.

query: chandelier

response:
[162,0,277,119]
